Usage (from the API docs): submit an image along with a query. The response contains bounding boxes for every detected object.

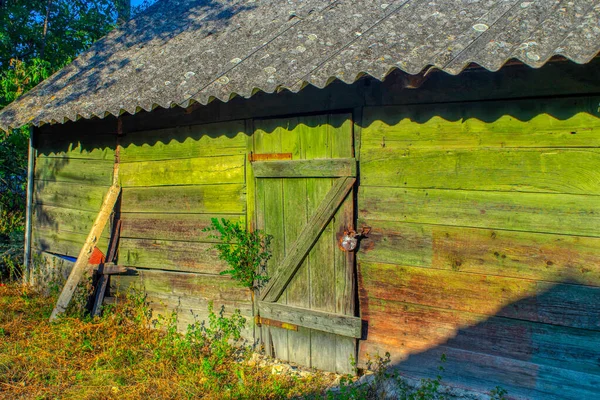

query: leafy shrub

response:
[204,217,272,291]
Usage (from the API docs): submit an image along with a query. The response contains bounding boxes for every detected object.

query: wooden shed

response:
[2,0,600,398]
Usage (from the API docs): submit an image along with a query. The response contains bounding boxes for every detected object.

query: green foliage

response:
[204,217,272,291]
[0,0,156,282]
[490,386,509,400]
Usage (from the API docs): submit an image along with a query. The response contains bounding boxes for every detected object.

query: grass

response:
[0,282,332,399]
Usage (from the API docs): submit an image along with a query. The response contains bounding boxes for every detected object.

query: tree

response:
[0,0,156,279]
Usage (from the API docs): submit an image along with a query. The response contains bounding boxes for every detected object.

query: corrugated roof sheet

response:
[1,0,599,131]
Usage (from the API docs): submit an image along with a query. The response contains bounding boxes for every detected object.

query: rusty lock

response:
[339,226,371,252]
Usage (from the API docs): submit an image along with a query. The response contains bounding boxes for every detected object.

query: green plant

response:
[204,217,272,291]
[490,386,509,400]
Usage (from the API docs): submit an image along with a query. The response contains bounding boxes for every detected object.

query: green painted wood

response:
[37,133,116,160]
[120,213,245,242]
[278,120,311,367]
[254,113,356,373]
[121,184,246,213]
[361,148,600,195]
[34,157,114,185]
[33,205,110,238]
[118,238,225,274]
[358,219,600,286]
[256,119,289,360]
[113,269,254,340]
[258,302,362,338]
[119,154,245,187]
[32,228,110,258]
[253,158,356,178]
[361,97,600,150]
[359,187,600,238]
[260,177,355,303]
[119,121,247,162]
[360,261,600,331]
[33,181,109,211]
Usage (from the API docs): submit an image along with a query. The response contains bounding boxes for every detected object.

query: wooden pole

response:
[49,185,121,321]
[23,126,35,285]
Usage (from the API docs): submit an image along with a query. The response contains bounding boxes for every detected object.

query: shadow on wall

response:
[363,280,600,399]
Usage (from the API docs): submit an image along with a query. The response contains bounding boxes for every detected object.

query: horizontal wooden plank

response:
[358,341,600,400]
[359,261,600,331]
[253,158,356,178]
[37,132,116,160]
[113,269,253,340]
[119,154,245,187]
[34,181,109,211]
[358,220,600,286]
[119,120,247,162]
[258,302,361,338]
[121,184,246,213]
[33,205,111,238]
[359,187,600,237]
[32,228,109,258]
[120,213,245,242]
[118,238,226,274]
[112,268,249,300]
[361,148,600,195]
[361,98,600,150]
[361,298,600,376]
[34,157,114,185]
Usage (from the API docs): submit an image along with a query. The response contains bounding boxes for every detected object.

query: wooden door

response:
[251,113,361,374]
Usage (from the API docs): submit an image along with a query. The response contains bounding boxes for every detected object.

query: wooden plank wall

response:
[357,96,600,398]
[33,128,115,262]
[112,121,253,338]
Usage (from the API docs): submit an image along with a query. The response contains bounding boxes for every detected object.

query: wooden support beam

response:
[260,177,355,302]
[50,185,121,321]
[23,127,35,285]
[258,302,362,338]
[252,158,356,178]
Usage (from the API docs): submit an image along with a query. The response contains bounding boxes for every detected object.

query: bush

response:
[204,217,272,291]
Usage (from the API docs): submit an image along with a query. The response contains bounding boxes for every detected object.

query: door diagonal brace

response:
[259,176,355,303]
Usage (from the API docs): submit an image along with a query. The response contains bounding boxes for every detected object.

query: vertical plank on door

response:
[281,118,312,366]
[255,122,288,361]
[303,115,337,372]
[330,113,357,373]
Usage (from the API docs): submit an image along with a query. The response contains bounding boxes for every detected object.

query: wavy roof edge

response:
[1,0,600,132]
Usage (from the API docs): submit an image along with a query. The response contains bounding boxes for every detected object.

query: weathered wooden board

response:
[121,184,246,213]
[33,204,111,238]
[358,220,600,286]
[118,238,226,274]
[120,213,245,242]
[361,298,600,375]
[119,154,245,187]
[113,269,253,339]
[258,302,362,338]
[361,148,600,195]
[359,187,600,238]
[359,261,600,331]
[253,158,356,178]
[32,228,109,258]
[37,132,116,160]
[119,121,247,162]
[34,157,114,185]
[113,268,249,301]
[358,341,600,400]
[361,99,600,150]
[33,180,109,211]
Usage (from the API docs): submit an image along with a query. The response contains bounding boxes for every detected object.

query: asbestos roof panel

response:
[1,0,599,131]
